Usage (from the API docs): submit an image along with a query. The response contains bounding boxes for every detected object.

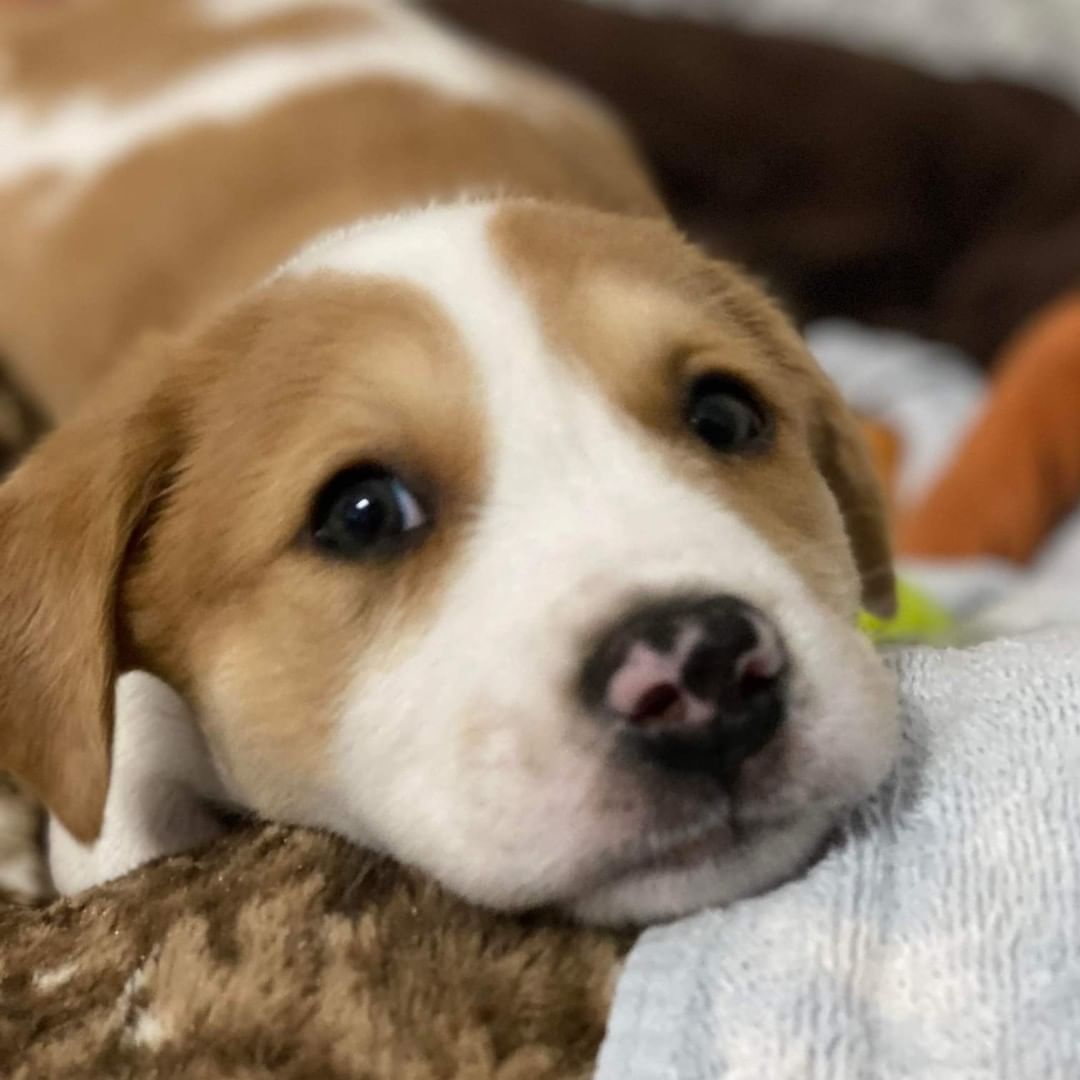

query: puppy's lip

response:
[590,796,830,890]
[642,823,737,872]
[591,817,737,889]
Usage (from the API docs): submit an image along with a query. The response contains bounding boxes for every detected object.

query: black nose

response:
[579,595,788,780]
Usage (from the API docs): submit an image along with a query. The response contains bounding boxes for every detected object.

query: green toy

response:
[859,578,957,645]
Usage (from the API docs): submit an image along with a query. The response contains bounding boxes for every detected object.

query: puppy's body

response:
[0,0,659,416]
[0,0,898,923]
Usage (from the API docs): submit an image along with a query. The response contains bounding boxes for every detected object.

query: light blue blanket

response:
[597,633,1080,1079]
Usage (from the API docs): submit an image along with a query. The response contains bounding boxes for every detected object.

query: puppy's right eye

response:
[310,466,428,558]
[686,374,770,455]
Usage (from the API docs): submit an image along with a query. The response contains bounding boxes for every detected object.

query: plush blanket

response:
[597,632,1080,1079]
[0,825,625,1079]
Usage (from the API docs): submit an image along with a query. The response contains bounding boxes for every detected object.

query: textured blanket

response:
[597,632,1080,1078]
[0,825,625,1079]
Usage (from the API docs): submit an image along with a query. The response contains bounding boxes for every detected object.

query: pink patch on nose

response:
[606,642,682,718]
[604,632,717,730]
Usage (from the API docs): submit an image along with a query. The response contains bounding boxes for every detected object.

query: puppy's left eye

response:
[310,466,428,558]
[686,375,770,454]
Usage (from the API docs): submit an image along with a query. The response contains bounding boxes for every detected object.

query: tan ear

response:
[0,371,179,842]
[811,380,897,618]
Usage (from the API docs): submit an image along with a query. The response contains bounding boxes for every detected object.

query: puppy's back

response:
[0,0,660,417]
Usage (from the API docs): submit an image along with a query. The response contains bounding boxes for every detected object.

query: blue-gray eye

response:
[310,467,427,558]
[687,375,769,454]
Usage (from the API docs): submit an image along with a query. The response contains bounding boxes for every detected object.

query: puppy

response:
[0,0,898,924]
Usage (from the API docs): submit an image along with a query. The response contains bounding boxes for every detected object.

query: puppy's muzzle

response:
[580,595,788,781]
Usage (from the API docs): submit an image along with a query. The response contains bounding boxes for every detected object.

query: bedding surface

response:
[597,631,1080,1079]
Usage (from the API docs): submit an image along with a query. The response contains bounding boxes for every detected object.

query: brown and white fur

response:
[0,0,898,924]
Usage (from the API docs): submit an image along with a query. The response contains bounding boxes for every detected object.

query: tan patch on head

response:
[491,202,893,616]
[121,275,486,800]
[0,83,656,417]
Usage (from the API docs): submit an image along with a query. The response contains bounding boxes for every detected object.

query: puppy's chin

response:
[563,809,835,926]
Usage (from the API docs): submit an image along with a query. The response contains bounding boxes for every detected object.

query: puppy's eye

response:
[686,375,769,454]
[310,466,427,558]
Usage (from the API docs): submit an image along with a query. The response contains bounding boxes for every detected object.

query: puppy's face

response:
[0,202,897,924]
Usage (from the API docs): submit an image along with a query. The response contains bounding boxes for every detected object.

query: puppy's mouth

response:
[562,798,839,925]
[587,735,799,886]
[588,811,749,890]
[630,822,740,874]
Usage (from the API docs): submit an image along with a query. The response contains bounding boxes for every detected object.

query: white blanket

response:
[597,633,1080,1079]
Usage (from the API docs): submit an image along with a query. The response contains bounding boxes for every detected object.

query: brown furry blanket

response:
[0,824,625,1079]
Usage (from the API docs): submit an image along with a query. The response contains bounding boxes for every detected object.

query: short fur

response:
[0,0,897,925]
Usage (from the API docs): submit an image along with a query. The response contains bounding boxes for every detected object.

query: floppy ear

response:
[0,371,179,842]
[810,379,897,618]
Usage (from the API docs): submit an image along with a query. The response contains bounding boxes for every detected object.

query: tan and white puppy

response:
[0,0,898,924]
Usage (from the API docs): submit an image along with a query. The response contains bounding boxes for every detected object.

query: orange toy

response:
[898,291,1080,563]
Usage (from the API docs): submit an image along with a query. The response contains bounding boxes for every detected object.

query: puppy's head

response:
[0,201,897,924]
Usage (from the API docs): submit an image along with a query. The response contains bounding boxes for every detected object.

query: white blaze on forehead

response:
[0,2,502,195]
[280,203,778,588]
[275,202,861,904]
[281,201,806,611]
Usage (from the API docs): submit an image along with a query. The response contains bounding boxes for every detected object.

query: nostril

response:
[735,615,786,681]
[734,642,786,700]
[630,682,684,729]
[737,668,777,700]
[604,641,685,720]
[681,614,786,706]
[737,654,779,682]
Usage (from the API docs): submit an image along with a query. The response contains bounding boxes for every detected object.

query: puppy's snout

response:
[580,595,788,780]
